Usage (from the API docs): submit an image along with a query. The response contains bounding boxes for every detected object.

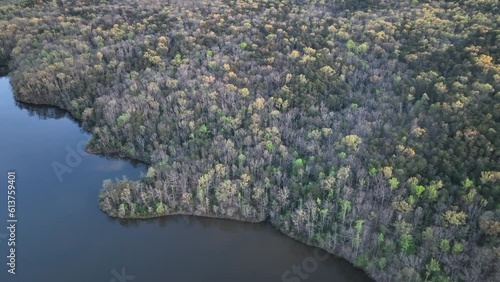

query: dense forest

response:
[1,0,498,280]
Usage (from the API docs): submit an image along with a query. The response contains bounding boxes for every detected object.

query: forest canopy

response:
[0,0,499,281]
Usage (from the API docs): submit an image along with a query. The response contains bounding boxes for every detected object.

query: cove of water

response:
[0,77,371,282]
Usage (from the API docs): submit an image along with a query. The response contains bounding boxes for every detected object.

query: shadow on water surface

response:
[15,99,76,121]
[13,94,147,168]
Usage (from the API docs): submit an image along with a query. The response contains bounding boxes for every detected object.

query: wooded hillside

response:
[0,0,498,281]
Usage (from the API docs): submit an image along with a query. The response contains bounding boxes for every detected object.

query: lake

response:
[0,77,372,282]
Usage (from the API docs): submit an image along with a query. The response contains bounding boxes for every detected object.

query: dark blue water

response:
[0,77,371,282]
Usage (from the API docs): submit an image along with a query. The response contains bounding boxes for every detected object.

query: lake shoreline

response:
[3,1,498,280]
[6,76,374,281]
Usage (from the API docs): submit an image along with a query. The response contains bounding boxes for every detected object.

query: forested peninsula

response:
[1,0,499,280]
